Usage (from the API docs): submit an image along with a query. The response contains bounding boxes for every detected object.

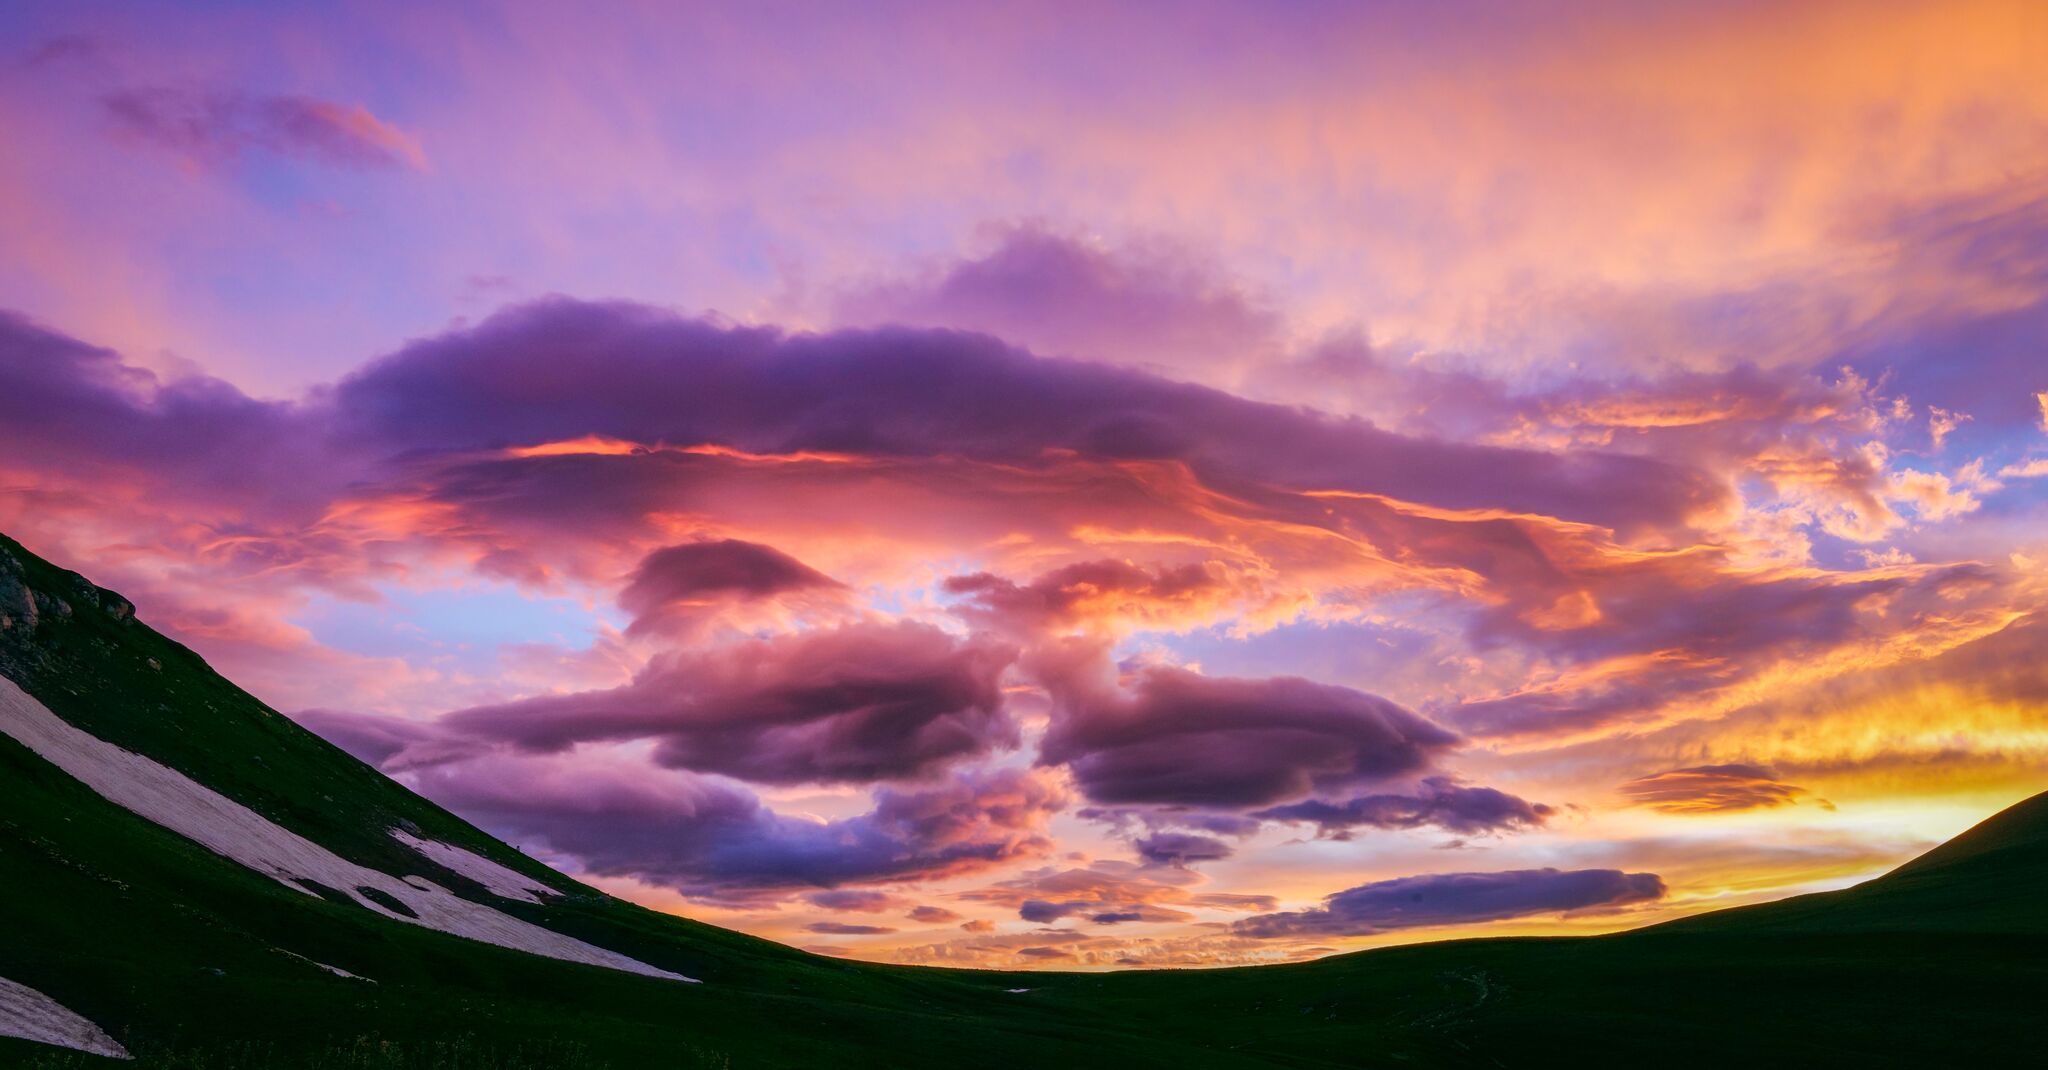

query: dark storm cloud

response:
[442,622,1017,785]
[1252,777,1554,837]
[1235,868,1666,937]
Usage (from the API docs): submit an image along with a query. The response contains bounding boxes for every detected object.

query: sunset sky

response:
[3,0,2046,969]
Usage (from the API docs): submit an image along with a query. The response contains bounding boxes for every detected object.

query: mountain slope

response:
[3,532,2043,1069]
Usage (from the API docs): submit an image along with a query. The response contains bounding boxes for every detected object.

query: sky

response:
[2,0,2046,970]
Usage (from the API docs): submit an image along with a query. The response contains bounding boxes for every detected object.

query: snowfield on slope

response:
[0,976,130,1060]
[0,675,696,983]
[391,829,557,903]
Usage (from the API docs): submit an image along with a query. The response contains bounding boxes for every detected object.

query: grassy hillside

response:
[3,532,2042,1068]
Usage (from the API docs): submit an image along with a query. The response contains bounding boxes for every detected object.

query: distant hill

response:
[2,532,2041,1068]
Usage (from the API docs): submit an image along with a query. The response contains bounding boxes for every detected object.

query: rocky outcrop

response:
[0,550,35,633]
[0,541,136,634]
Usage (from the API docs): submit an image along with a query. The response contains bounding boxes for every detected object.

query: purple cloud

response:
[802,889,899,913]
[443,622,1018,785]
[293,708,482,772]
[0,312,334,516]
[619,539,843,633]
[1132,831,1235,866]
[403,756,1067,896]
[1038,659,1459,807]
[1018,899,1088,923]
[1078,808,1265,838]
[1235,868,1666,937]
[803,922,896,935]
[837,224,1281,379]
[1252,777,1554,837]
[944,559,1228,635]
[102,88,425,170]
[330,299,1723,536]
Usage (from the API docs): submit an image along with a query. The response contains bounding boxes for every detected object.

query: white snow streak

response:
[271,948,373,982]
[390,830,556,904]
[0,976,130,1060]
[0,675,695,983]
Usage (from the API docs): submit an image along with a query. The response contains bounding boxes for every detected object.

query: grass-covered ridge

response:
[3,531,2043,1068]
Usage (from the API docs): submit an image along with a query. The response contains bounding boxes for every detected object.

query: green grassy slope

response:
[3,532,2042,1068]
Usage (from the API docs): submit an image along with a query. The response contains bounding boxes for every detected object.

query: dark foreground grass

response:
[8,1036,643,1070]
[3,532,2044,1069]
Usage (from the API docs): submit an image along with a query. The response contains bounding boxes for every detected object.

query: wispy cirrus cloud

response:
[1618,765,1823,815]
[101,87,426,171]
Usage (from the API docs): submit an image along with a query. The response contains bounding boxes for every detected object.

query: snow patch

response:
[0,976,130,1060]
[0,675,695,984]
[391,829,556,903]
[271,948,373,982]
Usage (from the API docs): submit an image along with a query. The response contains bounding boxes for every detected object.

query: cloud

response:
[0,311,334,515]
[1131,831,1235,866]
[618,539,844,634]
[328,298,1721,537]
[20,35,97,69]
[1617,764,1818,815]
[962,859,1267,927]
[1018,899,1089,923]
[1077,808,1264,838]
[101,88,426,170]
[835,224,1281,382]
[442,622,1018,785]
[1252,777,1553,837]
[906,905,962,924]
[1450,559,2002,739]
[1999,457,2048,479]
[294,708,481,772]
[1036,651,1459,807]
[1235,868,1666,937]
[0,300,1752,719]
[400,754,1067,896]
[803,922,896,935]
[945,559,1235,637]
[802,889,900,913]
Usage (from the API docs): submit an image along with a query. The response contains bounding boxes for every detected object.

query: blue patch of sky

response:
[294,582,619,669]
